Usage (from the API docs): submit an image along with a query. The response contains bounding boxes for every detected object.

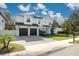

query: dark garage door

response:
[30,28,37,35]
[19,28,28,36]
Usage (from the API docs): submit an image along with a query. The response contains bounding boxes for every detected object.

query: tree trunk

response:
[2,39,6,48]
[1,39,6,51]
[6,40,10,50]
[73,33,75,42]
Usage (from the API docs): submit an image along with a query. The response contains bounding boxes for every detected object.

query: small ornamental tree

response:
[0,35,16,50]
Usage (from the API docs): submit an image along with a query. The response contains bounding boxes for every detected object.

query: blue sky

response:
[6,3,72,17]
[4,3,73,18]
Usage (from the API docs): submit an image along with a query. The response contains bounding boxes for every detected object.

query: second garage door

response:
[30,28,37,35]
[19,28,28,36]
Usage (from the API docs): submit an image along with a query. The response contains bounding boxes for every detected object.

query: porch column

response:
[28,28,30,36]
[16,26,19,36]
[37,28,39,36]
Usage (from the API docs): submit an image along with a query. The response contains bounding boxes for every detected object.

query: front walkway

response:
[3,37,79,56]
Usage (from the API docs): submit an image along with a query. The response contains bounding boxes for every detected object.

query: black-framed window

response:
[27,18,30,22]
[2,20,4,22]
[38,21,40,24]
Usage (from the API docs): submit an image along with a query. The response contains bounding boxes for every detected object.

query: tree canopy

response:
[63,10,79,42]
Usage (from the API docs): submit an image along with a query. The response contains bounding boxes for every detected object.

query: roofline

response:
[16,22,39,26]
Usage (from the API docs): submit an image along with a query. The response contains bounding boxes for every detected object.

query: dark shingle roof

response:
[16,22,38,26]
[43,25,51,27]
[32,16,43,19]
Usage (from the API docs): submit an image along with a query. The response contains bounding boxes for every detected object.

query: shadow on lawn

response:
[47,34,71,38]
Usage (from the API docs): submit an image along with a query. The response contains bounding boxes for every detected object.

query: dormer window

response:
[27,18,30,22]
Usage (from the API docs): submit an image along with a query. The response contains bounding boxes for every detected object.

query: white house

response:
[0,12,5,30]
[14,15,52,36]
[54,27,63,34]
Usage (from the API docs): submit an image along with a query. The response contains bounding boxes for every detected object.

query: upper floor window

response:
[38,21,40,24]
[49,22,51,25]
[2,20,4,22]
[27,18,30,22]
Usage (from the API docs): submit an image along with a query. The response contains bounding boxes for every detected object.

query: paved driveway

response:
[15,36,56,45]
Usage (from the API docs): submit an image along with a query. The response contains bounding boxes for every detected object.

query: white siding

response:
[15,16,24,23]
[54,27,63,34]
[0,15,5,30]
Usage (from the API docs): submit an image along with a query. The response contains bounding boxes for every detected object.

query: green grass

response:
[47,34,78,41]
[0,43,25,54]
[75,40,79,43]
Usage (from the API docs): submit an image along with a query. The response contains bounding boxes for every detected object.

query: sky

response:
[5,3,71,18]
[0,3,79,25]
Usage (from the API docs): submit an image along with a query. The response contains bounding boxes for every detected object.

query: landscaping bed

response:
[0,43,25,54]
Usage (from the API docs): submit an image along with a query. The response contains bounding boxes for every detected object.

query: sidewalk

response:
[2,38,79,56]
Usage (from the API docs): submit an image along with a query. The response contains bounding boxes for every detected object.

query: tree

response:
[0,11,16,30]
[63,11,79,42]
[51,19,59,34]
[63,20,70,36]
[0,35,16,50]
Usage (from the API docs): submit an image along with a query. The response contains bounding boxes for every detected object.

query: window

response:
[27,18,30,22]
[2,20,4,22]
[49,22,51,25]
[38,21,40,24]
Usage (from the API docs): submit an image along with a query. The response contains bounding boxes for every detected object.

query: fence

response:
[0,30,18,36]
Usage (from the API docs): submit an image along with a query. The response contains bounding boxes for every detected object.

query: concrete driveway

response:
[15,36,56,45]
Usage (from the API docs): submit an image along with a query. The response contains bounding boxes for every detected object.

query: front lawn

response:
[0,43,25,54]
[47,34,78,41]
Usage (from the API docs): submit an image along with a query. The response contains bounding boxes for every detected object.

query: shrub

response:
[0,35,16,50]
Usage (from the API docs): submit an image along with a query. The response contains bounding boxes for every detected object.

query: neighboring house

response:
[14,15,52,36]
[54,27,63,34]
[0,12,5,30]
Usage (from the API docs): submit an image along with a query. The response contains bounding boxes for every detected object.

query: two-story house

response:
[0,12,52,36]
[14,15,52,36]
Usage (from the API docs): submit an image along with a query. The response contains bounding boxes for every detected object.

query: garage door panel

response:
[30,29,37,35]
[19,28,28,36]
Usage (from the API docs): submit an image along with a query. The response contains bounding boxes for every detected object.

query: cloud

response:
[26,12,36,15]
[41,11,47,15]
[0,3,7,9]
[37,3,46,9]
[55,13,65,25]
[20,11,36,15]
[18,4,30,12]
[66,3,79,10]
[48,11,54,19]
[33,6,39,10]
[48,11,54,15]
